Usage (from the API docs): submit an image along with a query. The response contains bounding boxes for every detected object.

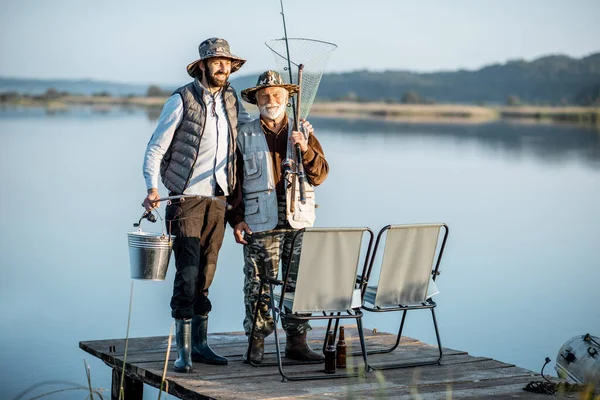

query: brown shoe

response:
[285,332,325,362]
[247,336,264,364]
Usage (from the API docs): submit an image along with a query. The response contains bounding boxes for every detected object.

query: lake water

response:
[1,107,599,399]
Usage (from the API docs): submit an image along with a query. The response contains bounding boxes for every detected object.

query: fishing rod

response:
[279,0,297,124]
[141,194,230,214]
[295,65,306,205]
[154,194,230,209]
[279,0,306,207]
[136,194,231,228]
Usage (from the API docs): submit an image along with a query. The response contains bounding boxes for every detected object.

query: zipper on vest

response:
[211,92,221,196]
[182,92,207,192]
[221,85,235,192]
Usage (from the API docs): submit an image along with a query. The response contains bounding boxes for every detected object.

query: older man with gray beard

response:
[227,70,329,364]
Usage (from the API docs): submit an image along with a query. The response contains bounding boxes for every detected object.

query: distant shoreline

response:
[309,102,600,127]
[1,95,599,127]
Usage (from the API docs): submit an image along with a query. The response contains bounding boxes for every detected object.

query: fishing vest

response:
[237,118,316,232]
[160,80,240,194]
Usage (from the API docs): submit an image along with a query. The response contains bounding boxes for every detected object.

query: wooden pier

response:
[79,326,571,399]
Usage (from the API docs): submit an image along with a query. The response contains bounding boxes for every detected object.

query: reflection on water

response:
[4,106,597,167]
[0,109,598,399]
[312,117,600,168]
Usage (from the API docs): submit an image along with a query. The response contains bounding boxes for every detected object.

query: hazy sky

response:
[1,0,599,85]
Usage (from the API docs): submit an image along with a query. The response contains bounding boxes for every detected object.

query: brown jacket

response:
[227,117,328,228]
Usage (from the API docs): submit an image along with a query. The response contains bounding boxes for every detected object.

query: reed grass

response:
[84,359,95,399]
[118,281,134,400]
[157,322,174,400]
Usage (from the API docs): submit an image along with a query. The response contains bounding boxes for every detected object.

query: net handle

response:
[295,64,303,131]
[264,38,338,68]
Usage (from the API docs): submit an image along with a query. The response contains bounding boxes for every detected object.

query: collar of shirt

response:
[260,115,288,136]
[195,78,223,101]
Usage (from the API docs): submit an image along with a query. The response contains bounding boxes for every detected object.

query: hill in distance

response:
[312,52,600,105]
[0,77,151,97]
[2,51,599,105]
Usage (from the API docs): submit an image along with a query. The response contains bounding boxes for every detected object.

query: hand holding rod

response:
[295,64,306,205]
[295,145,306,205]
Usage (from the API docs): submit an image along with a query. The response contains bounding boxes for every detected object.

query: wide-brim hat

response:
[186,37,246,78]
[241,70,299,104]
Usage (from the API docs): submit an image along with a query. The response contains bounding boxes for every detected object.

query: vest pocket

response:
[293,194,316,223]
[244,196,268,224]
[243,153,262,179]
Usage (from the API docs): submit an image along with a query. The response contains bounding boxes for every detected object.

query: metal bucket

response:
[127,231,175,281]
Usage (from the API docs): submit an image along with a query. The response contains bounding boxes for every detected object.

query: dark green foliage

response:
[44,88,61,99]
[574,84,600,106]
[401,91,423,104]
[146,85,171,97]
[310,52,600,105]
[506,95,521,106]
[2,52,598,105]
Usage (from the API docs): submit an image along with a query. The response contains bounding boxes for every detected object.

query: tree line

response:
[313,53,600,106]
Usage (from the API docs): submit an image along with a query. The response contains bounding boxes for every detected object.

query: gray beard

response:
[259,104,286,120]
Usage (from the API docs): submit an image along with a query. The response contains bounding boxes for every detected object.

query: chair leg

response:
[276,315,371,381]
[388,309,407,353]
[360,310,407,356]
[323,318,333,353]
[368,308,443,371]
[431,308,444,365]
[248,281,323,369]
[270,282,287,382]
[322,314,341,353]
[356,318,369,376]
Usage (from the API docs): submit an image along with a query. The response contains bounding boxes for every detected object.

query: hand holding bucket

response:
[128,194,231,281]
[127,209,173,281]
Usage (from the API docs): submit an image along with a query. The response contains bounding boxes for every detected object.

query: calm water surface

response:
[1,108,599,399]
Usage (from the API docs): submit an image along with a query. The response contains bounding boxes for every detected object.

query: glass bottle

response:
[324,330,336,374]
[336,326,347,368]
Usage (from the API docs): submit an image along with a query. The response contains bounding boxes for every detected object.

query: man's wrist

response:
[147,188,158,195]
[301,146,315,162]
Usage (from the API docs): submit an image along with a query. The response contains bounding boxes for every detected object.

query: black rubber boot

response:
[246,336,265,364]
[285,332,325,362]
[191,315,228,365]
[174,319,193,373]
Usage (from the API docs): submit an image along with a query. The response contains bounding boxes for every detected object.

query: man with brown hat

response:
[142,37,252,373]
[227,70,329,364]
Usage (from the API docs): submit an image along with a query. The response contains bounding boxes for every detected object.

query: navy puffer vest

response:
[160,80,240,194]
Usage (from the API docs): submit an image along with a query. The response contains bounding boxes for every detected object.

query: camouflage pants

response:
[242,200,311,338]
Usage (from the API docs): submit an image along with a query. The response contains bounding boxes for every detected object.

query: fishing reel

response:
[282,158,297,176]
[133,210,157,228]
[282,158,301,186]
[282,157,306,205]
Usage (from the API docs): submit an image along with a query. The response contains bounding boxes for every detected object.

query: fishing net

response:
[265,38,337,121]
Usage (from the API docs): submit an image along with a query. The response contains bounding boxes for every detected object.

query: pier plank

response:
[79,327,571,399]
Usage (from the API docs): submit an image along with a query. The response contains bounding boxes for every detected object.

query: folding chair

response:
[361,223,449,370]
[252,227,374,381]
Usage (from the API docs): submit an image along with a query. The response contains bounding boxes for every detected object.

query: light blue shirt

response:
[143,81,251,196]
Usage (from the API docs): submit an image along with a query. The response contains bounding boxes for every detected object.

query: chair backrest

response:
[372,224,446,307]
[292,227,369,313]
